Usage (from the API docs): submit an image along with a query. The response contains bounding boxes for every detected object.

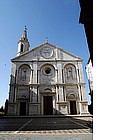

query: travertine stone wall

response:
[8,42,89,116]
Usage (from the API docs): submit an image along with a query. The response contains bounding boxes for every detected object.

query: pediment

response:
[11,42,82,62]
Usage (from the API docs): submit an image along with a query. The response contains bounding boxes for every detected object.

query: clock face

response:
[40,47,53,59]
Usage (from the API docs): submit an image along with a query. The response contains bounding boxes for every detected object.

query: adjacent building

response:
[79,0,93,64]
[7,28,89,116]
[86,59,93,114]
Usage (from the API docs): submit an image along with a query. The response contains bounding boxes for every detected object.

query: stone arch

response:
[67,93,77,101]
[63,63,76,69]
[64,63,77,83]
[21,95,27,99]
[18,64,31,84]
[17,63,32,70]
[39,63,57,70]
[40,64,55,84]
[40,85,55,93]
[44,88,52,92]
[67,93,78,115]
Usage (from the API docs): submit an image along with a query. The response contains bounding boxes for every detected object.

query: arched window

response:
[21,44,24,52]
[40,64,55,84]
[18,64,31,83]
[66,67,73,78]
[64,64,77,83]
[45,68,51,75]
[22,69,27,80]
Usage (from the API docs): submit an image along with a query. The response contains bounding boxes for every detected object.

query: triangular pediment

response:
[11,42,82,62]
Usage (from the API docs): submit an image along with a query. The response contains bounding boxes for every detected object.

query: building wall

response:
[8,43,89,116]
[86,59,93,114]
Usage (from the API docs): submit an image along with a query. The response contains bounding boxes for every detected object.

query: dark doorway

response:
[70,101,77,115]
[44,96,53,115]
[20,102,26,116]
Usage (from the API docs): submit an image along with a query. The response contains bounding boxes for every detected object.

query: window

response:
[67,67,73,78]
[23,70,27,78]
[21,69,27,80]
[21,44,24,52]
[18,65,31,83]
[44,67,51,75]
[42,65,54,78]
[64,64,77,83]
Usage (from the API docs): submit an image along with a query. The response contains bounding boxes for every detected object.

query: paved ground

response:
[0,133,93,140]
[0,116,92,134]
[0,116,93,139]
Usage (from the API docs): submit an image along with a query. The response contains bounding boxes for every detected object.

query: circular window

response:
[44,68,51,75]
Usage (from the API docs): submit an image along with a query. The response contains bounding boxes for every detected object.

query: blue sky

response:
[0,0,90,107]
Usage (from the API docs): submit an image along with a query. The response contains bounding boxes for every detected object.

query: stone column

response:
[30,69,33,84]
[76,69,80,83]
[81,84,87,101]
[32,62,37,84]
[78,85,82,101]
[29,86,32,102]
[56,86,58,102]
[29,86,40,115]
[32,86,37,103]
[37,70,39,83]
[78,62,85,83]
[55,86,59,112]
[55,69,58,83]
[58,85,64,101]
[57,63,63,83]
[14,87,18,103]
[62,69,64,83]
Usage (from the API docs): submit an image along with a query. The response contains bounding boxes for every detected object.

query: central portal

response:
[70,101,77,115]
[20,102,26,116]
[43,96,53,115]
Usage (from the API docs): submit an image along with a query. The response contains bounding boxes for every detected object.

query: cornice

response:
[9,82,86,86]
[11,59,83,63]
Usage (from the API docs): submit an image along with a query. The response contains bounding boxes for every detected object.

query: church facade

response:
[7,28,89,116]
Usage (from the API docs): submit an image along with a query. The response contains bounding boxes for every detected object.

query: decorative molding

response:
[40,47,54,59]
[12,60,83,62]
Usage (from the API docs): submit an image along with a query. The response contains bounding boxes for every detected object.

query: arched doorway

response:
[20,102,26,116]
[70,101,77,115]
[67,93,78,115]
[18,95,29,116]
[43,96,53,115]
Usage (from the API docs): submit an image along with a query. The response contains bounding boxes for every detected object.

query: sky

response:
[0,0,90,107]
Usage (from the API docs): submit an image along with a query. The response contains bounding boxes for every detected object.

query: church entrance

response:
[20,102,26,116]
[70,101,77,115]
[43,96,53,115]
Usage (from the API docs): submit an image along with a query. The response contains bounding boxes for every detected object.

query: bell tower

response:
[17,26,30,56]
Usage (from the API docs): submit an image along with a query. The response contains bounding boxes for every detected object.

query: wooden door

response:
[20,102,26,116]
[44,96,53,115]
[70,101,77,115]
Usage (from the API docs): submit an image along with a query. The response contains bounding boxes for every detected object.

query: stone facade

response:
[7,28,89,116]
[86,59,93,114]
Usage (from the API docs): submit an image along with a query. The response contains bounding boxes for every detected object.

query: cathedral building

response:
[7,27,89,116]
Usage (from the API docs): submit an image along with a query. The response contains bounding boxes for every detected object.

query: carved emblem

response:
[40,47,53,59]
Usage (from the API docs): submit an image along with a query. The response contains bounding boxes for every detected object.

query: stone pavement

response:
[0,116,93,134]
[0,133,93,140]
